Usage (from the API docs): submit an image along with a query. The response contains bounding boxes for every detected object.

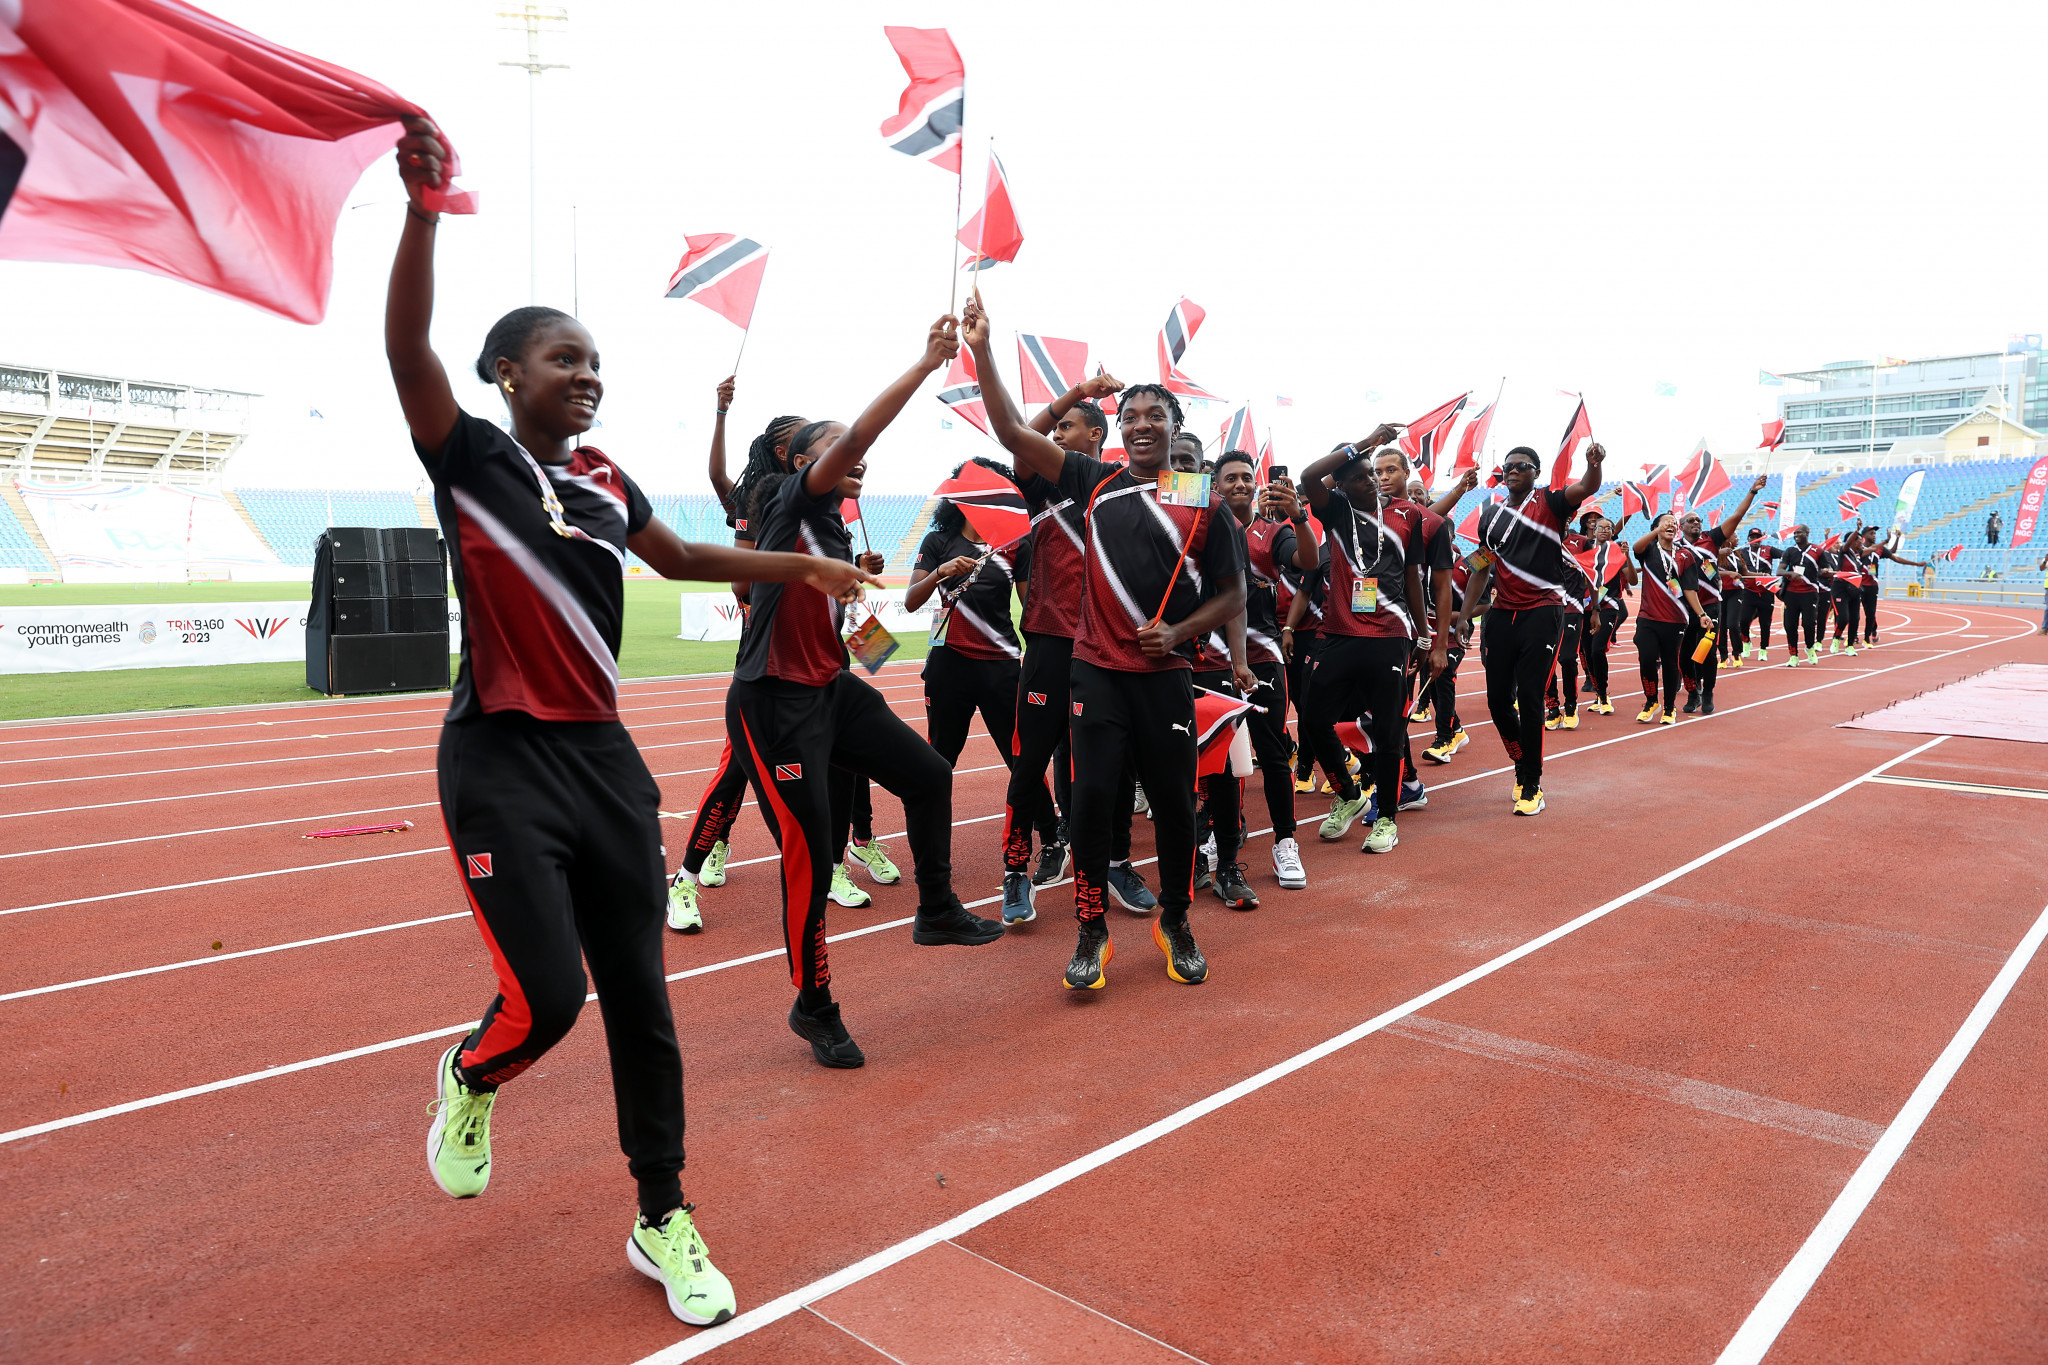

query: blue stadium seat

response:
[235,488,424,567]
[0,496,53,572]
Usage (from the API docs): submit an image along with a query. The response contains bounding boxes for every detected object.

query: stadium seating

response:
[626,492,935,577]
[0,494,53,572]
[235,488,425,567]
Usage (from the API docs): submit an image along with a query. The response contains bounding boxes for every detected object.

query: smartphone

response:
[1268,465,1288,481]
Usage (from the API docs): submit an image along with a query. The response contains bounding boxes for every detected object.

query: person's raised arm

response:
[1030,371,1123,437]
[803,317,958,499]
[384,117,461,450]
[1718,474,1766,544]
[1431,466,1479,519]
[1563,441,1605,510]
[707,375,737,510]
[1889,550,1929,569]
[961,294,1065,483]
[625,520,880,600]
[1632,524,1658,558]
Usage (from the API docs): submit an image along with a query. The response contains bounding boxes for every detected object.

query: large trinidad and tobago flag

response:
[1672,440,1730,517]
[1837,477,1879,522]
[933,460,1030,548]
[1156,296,1223,400]
[1551,397,1592,491]
[1016,334,1087,406]
[879,27,964,173]
[664,234,769,329]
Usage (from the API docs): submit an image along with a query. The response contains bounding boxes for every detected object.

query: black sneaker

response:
[1682,691,1700,714]
[788,1000,864,1069]
[1105,861,1158,913]
[1151,917,1208,984]
[1000,871,1035,926]
[1063,927,1113,990]
[1701,688,1716,716]
[1031,841,1070,887]
[911,894,1006,946]
[1214,861,1259,910]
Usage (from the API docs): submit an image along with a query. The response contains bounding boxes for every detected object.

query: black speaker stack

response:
[306,526,452,695]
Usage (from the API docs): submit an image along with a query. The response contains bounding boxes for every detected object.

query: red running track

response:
[3,605,2046,1364]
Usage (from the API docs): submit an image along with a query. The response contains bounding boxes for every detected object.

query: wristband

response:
[715,408,728,416]
[406,203,439,227]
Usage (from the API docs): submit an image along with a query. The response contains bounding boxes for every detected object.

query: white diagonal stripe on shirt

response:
[451,488,620,696]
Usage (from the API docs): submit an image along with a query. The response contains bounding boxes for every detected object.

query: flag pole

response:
[732,325,751,378]
[946,89,966,314]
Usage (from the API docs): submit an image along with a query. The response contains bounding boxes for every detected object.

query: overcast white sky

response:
[6,0,2047,495]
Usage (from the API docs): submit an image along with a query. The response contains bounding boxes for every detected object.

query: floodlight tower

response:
[498,5,568,304]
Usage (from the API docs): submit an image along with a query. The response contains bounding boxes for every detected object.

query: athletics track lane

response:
[2,607,2042,1363]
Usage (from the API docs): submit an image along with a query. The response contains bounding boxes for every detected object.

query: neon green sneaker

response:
[426,1043,494,1198]
[1319,791,1371,842]
[828,863,871,908]
[666,873,702,933]
[1361,816,1399,853]
[628,1204,736,1326]
[848,838,901,884]
[698,840,730,888]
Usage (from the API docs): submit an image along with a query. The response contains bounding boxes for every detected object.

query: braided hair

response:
[930,456,1017,537]
[727,413,805,519]
[1117,382,1183,434]
[474,306,576,385]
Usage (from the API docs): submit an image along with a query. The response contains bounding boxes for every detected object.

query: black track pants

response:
[1001,632,1075,873]
[728,672,954,996]
[440,711,683,1221]
[1582,598,1623,701]
[1682,602,1721,694]
[1429,641,1466,744]
[924,645,1056,862]
[1286,632,1317,778]
[1069,660,1197,926]
[1248,659,1297,839]
[1832,585,1859,642]
[1546,613,1583,713]
[1481,605,1566,794]
[1192,669,1246,865]
[1781,592,1823,653]
[1723,589,1755,654]
[1860,582,1880,641]
[1303,633,1408,810]
[683,737,749,875]
[1636,617,1684,710]
[1752,593,1776,650]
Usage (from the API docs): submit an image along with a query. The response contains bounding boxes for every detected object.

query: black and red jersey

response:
[1780,541,1827,595]
[1058,451,1246,674]
[1558,532,1596,616]
[1475,488,1575,611]
[1736,541,1778,591]
[916,527,1029,661]
[1387,497,1452,627]
[1686,528,1731,604]
[1637,540,1703,624]
[1322,494,1423,640]
[418,411,652,724]
[737,472,852,687]
[1832,546,1872,588]
[1016,469,1086,638]
[1242,516,1296,664]
[1191,512,1256,670]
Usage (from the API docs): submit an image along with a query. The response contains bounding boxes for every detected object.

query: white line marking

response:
[1,848,442,916]
[1714,895,2048,1365]
[628,737,1950,1363]
[0,802,440,861]
[1864,775,2048,801]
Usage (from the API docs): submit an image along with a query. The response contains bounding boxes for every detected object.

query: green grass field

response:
[0,580,932,722]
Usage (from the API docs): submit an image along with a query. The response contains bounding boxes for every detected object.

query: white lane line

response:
[1,848,442,916]
[2,743,439,790]
[0,802,440,861]
[630,736,1951,1364]
[0,912,474,1001]
[0,772,1015,992]
[1714,895,2048,1365]
[1864,775,2048,801]
[1385,1015,1886,1149]
[1,769,437,821]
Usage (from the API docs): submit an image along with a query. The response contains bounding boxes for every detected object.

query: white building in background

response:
[1765,341,2043,471]
[0,363,253,488]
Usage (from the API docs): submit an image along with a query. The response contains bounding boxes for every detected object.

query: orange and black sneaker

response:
[1152,917,1209,984]
[1063,928,1113,990]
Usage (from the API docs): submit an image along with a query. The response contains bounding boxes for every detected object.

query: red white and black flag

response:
[937,349,991,438]
[1838,477,1879,521]
[1193,687,1258,779]
[1761,418,1787,451]
[1399,392,1470,482]
[1551,396,1593,491]
[1619,463,1669,518]
[957,150,1023,270]
[1220,405,1259,458]
[664,234,769,329]
[1257,432,1276,483]
[1016,334,1088,406]
[879,27,964,174]
[1156,296,1223,400]
[1672,440,1730,517]
[934,460,1030,549]
[1940,544,1963,562]
[1451,395,1498,481]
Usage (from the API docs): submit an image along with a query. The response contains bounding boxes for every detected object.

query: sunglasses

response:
[1502,461,1537,473]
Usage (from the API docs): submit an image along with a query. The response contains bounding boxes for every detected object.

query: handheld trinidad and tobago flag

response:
[664,234,769,329]
[1761,418,1788,451]
[1619,462,1670,518]
[957,150,1023,270]
[1220,406,1260,460]
[1940,544,1963,563]
[1837,477,1879,522]
[1016,334,1088,406]
[1193,687,1259,780]
[1761,500,1780,520]
[1256,432,1276,483]
[933,461,1030,549]
[1450,394,1498,481]
[1551,397,1592,491]
[0,0,476,324]
[1399,392,1470,483]
[879,27,964,173]
[1673,440,1730,517]
[1574,539,1627,591]
[1820,532,1841,552]
[937,350,992,438]
[1156,297,1223,400]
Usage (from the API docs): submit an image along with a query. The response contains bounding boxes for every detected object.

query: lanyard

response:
[510,438,622,565]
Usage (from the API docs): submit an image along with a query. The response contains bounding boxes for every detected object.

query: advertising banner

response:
[678,589,934,643]
[0,601,464,674]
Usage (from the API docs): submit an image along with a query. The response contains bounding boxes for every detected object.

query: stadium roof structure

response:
[0,362,256,487]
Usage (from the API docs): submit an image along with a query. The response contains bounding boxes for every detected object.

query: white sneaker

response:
[828,864,871,908]
[666,871,702,933]
[1271,837,1307,889]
